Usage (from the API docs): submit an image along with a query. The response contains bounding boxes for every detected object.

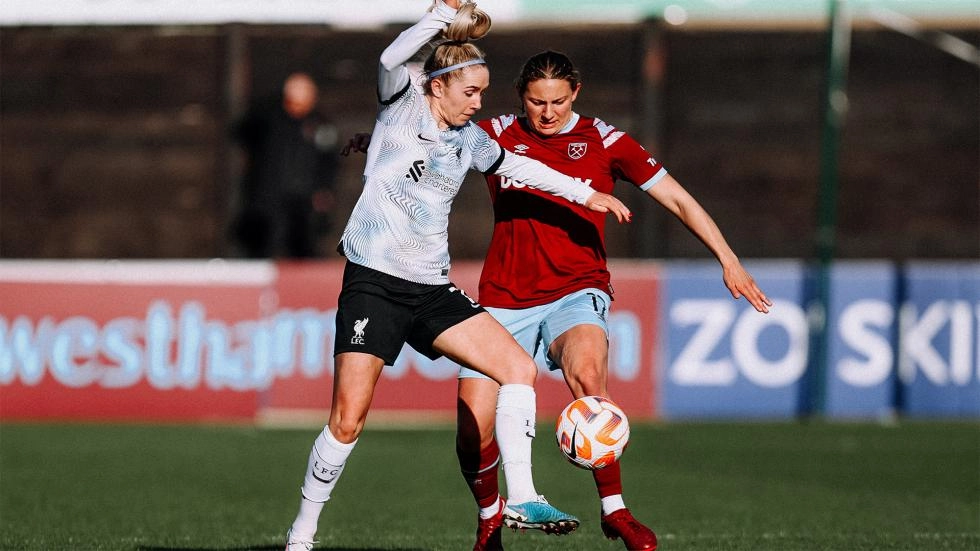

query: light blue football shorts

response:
[458,287,611,379]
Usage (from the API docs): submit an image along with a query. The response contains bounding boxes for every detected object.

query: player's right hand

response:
[723,263,772,314]
[584,192,632,224]
[341,133,372,156]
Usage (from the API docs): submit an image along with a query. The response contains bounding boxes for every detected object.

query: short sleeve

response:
[610,132,668,191]
[466,124,505,174]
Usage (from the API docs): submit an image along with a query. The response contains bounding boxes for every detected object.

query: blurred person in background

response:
[344,49,772,551]
[233,71,339,259]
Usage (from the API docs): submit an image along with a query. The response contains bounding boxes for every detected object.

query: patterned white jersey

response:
[339,82,505,284]
[339,1,596,285]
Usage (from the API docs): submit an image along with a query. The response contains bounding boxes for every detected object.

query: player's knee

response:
[328,417,362,443]
[506,358,537,385]
[567,364,606,396]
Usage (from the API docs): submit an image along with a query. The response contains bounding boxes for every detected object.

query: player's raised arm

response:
[377,0,457,100]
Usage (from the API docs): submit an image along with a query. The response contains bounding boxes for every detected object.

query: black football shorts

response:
[333,261,486,364]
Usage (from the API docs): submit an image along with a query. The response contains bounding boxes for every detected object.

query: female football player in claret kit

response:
[451,50,773,551]
[283,3,633,550]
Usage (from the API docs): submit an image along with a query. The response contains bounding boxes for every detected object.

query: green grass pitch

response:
[1,421,977,550]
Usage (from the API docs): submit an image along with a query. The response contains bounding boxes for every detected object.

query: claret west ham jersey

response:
[477,113,667,308]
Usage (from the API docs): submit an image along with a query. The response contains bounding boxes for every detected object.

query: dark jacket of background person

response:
[234,73,339,259]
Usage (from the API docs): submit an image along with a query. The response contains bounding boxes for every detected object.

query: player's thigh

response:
[543,289,611,393]
[329,351,386,442]
[542,288,611,363]
[458,304,547,380]
[551,324,610,398]
[433,312,536,385]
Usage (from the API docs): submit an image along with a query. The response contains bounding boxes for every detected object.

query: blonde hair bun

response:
[445,2,491,41]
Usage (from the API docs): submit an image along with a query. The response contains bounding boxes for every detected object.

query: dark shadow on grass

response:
[137,547,430,551]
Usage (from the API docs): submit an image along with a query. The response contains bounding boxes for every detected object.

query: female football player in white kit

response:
[284,2,633,550]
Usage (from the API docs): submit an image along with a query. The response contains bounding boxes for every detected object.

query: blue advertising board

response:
[659,260,808,419]
[899,262,980,417]
[824,261,899,419]
[659,260,980,419]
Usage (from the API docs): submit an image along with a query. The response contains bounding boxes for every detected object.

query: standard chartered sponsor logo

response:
[421,170,461,195]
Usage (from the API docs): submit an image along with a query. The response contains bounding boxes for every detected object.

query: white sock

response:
[290,497,325,541]
[496,384,538,504]
[290,426,357,538]
[601,494,627,516]
[479,497,502,519]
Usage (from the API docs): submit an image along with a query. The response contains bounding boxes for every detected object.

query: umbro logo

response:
[405,159,425,182]
[513,144,530,155]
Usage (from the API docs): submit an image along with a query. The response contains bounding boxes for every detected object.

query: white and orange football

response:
[555,396,630,470]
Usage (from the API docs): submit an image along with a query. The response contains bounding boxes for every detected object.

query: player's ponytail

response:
[421,2,491,94]
[444,2,491,41]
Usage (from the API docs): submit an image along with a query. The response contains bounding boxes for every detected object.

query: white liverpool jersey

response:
[339,82,504,285]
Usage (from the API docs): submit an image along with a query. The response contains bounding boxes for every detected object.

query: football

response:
[555,396,630,470]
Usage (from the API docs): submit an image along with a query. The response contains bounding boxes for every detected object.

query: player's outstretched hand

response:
[723,262,772,313]
[584,192,632,224]
[341,133,372,156]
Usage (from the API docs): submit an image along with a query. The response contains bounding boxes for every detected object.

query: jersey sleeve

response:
[608,129,668,192]
[494,151,595,205]
[476,117,594,205]
[468,124,506,174]
[377,1,456,102]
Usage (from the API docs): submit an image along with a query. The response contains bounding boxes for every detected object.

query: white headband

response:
[427,58,486,79]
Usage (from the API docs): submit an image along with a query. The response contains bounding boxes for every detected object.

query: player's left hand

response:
[584,192,633,224]
[723,263,772,313]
